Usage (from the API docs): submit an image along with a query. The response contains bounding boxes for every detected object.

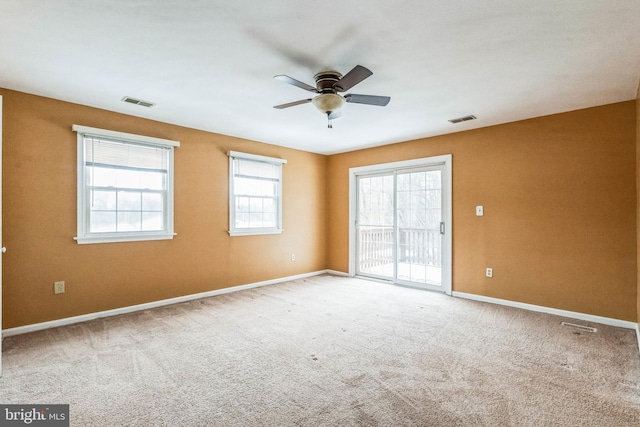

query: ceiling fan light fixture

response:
[312,93,345,115]
[273,65,389,128]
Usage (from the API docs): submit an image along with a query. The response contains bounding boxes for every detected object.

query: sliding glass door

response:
[357,173,395,280]
[395,168,443,287]
[353,156,451,293]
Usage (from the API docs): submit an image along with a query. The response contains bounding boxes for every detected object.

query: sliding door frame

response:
[348,154,452,295]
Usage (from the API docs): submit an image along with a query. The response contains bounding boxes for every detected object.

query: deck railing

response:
[358,227,394,270]
[359,227,441,270]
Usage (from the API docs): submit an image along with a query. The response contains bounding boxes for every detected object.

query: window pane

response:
[116,169,141,189]
[118,191,141,211]
[236,197,250,213]
[230,154,284,233]
[91,190,116,210]
[142,212,163,231]
[412,209,426,228]
[263,198,275,213]
[427,208,441,229]
[396,173,409,191]
[397,208,410,228]
[138,170,165,190]
[117,211,141,231]
[90,211,117,232]
[236,213,249,228]
[425,170,441,190]
[91,167,117,187]
[358,175,393,226]
[234,177,276,197]
[79,130,175,242]
[410,172,426,191]
[250,197,263,212]
[249,213,262,227]
[142,193,163,211]
[263,213,276,227]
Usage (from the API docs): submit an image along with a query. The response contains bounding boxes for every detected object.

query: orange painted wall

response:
[637,84,640,327]
[327,102,637,322]
[2,87,637,328]
[1,88,327,329]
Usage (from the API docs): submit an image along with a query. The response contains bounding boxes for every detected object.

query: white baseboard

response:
[452,291,638,330]
[3,270,330,337]
[326,269,349,277]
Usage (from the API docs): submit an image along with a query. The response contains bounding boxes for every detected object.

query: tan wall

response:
[327,102,637,322]
[1,88,327,329]
[637,84,640,327]
[2,87,637,328]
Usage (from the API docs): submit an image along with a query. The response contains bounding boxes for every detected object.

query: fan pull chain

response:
[327,113,333,129]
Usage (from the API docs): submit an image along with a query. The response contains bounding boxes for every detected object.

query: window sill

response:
[228,229,283,237]
[74,232,176,245]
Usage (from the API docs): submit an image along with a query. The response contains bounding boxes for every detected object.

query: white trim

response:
[72,124,180,147]
[228,229,283,237]
[348,154,453,295]
[452,291,638,330]
[228,150,287,165]
[74,232,177,245]
[74,127,177,244]
[2,270,329,337]
[348,155,451,175]
[326,269,350,277]
[228,151,286,236]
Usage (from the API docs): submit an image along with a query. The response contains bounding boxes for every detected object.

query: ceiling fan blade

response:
[345,94,390,106]
[328,110,342,120]
[334,65,373,92]
[274,75,318,93]
[273,99,312,109]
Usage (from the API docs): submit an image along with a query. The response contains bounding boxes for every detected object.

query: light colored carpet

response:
[1,275,639,426]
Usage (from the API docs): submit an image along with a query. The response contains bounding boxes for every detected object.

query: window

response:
[73,125,179,244]
[228,151,286,236]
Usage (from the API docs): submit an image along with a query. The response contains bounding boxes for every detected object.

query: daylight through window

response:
[229,151,286,236]
[74,125,179,244]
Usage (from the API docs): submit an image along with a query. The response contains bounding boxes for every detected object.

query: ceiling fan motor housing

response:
[314,71,343,93]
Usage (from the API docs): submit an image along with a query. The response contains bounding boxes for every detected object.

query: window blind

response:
[85,137,169,172]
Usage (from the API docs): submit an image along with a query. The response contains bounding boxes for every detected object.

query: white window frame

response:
[73,125,179,244]
[348,154,452,295]
[228,151,286,236]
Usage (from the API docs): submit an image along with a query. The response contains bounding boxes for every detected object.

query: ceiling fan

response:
[273,65,390,128]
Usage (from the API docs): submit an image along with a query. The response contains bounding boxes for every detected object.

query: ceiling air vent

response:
[121,96,155,108]
[448,115,476,124]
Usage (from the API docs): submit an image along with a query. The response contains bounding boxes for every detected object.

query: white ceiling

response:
[1,1,639,155]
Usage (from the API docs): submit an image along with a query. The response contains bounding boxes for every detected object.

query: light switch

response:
[476,206,484,216]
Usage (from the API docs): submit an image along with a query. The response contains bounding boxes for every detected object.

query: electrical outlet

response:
[54,281,65,294]
[486,268,493,278]
[291,253,296,261]
[476,206,484,216]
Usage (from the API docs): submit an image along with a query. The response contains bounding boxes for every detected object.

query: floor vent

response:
[121,96,155,108]
[561,322,597,333]
[448,115,476,124]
